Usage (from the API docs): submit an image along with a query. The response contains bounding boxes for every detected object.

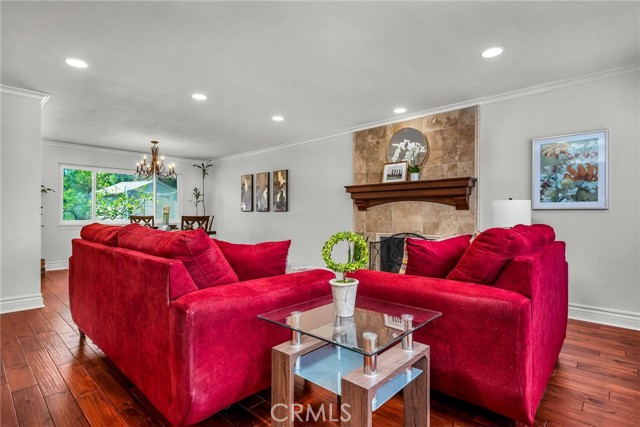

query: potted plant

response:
[41,185,54,274]
[391,139,427,181]
[193,160,213,215]
[321,231,369,317]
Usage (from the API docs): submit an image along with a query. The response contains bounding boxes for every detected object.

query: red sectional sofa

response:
[70,223,566,426]
[352,225,568,425]
[69,224,334,425]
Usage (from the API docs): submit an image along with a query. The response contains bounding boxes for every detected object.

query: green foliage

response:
[193,160,213,215]
[63,169,92,220]
[322,231,369,282]
[41,184,55,227]
[190,187,203,215]
[408,165,420,173]
[96,190,152,220]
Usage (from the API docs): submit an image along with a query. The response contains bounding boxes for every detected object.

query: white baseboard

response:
[45,260,69,271]
[569,303,640,331]
[0,293,44,314]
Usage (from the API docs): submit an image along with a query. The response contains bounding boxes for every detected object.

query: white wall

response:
[479,70,640,329]
[1,88,46,313]
[212,133,353,268]
[41,142,207,269]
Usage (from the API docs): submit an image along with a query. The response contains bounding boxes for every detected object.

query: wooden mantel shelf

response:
[345,177,477,211]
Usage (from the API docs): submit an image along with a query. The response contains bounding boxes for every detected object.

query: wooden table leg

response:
[403,349,429,427]
[341,342,430,427]
[271,337,326,427]
[341,380,373,427]
[271,347,296,427]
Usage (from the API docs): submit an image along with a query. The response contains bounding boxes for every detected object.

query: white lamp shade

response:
[492,200,532,228]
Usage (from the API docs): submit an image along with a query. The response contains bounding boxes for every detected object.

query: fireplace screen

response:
[368,233,429,273]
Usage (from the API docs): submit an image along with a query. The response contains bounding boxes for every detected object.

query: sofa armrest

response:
[168,269,334,425]
[494,242,568,416]
[351,269,534,423]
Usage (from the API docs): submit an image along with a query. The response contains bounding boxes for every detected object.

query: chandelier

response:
[135,140,176,179]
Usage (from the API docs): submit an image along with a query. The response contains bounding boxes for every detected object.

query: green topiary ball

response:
[322,231,368,279]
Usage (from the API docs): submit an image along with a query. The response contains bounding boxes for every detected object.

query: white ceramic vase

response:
[330,278,359,317]
[410,172,420,181]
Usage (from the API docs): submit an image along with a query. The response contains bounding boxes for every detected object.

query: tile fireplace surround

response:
[353,106,478,240]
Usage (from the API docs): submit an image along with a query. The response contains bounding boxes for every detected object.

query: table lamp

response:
[491,198,532,228]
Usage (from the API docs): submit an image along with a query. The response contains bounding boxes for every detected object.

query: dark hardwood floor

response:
[1,270,639,427]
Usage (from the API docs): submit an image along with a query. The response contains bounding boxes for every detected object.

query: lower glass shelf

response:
[294,344,423,411]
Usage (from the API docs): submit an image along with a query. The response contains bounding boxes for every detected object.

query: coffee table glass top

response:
[258,295,441,356]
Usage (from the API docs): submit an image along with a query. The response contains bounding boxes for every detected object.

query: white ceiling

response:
[2,1,638,159]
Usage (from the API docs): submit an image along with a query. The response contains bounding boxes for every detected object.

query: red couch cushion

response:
[405,235,471,278]
[447,227,529,284]
[214,239,291,281]
[118,224,238,289]
[513,224,556,253]
[80,223,120,246]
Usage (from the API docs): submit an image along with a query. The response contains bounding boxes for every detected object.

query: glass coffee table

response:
[259,294,441,427]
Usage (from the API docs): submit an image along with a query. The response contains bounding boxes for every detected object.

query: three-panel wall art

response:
[240,170,288,212]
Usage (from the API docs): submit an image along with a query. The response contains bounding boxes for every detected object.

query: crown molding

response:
[213,129,354,162]
[0,84,50,108]
[41,140,202,163]
[350,63,640,132]
[215,63,638,162]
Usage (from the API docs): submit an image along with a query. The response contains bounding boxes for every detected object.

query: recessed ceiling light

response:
[481,47,503,58]
[65,58,88,68]
[272,115,284,122]
[394,107,407,114]
[192,93,207,101]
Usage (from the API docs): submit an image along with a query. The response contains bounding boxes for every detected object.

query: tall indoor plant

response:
[322,231,369,317]
[193,160,213,215]
[41,185,54,274]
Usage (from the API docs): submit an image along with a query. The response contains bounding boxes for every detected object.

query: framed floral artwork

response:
[532,129,608,210]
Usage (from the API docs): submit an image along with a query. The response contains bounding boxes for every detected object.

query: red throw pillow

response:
[447,228,528,284]
[214,239,291,281]
[512,224,555,253]
[405,235,472,279]
[118,224,238,289]
[80,223,120,246]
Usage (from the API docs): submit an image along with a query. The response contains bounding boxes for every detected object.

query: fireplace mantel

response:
[345,177,477,211]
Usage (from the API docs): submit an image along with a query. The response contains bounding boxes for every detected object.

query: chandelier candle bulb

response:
[135,141,176,179]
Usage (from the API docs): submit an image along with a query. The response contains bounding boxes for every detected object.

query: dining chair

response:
[181,215,210,231]
[130,215,155,227]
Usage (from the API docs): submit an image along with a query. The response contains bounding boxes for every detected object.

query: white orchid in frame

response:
[391,138,426,171]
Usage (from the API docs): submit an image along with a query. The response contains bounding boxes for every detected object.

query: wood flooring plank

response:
[1,345,28,368]
[0,384,18,427]
[4,270,640,427]
[5,364,37,392]
[8,311,29,326]
[76,389,127,427]
[44,390,90,427]
[58,362,98,398]
[59,330,82,349]
[25,348,68,397]
[41,312,76,336]
[18,334,43,353]
[0,359,7,386]
[12,385,54,427]
[0,319,21,348]
[38,330,76,366]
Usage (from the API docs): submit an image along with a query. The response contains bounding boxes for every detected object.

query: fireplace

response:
[369,233,433,273]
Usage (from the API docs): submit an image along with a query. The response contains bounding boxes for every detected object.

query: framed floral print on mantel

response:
[532,129,608,210]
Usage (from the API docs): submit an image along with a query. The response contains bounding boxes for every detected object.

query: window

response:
[61,166,180,224]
